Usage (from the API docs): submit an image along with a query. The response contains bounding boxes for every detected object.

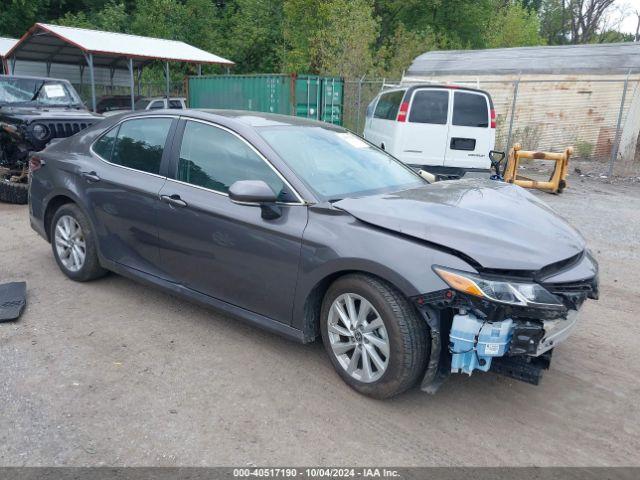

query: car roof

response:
[0,74,72,83]
[142,97,186,101]
[378,83,494,107]
[115,108,344,131]
[198,109,345,129]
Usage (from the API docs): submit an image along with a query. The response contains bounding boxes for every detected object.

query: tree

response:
[540,0,566,44]
[56,1,129,32]
[0,0,47,37]
[224,0,285,73]
[374,24,437,78]
[283,0,378,77]
[484,1,545,48]
[567,0,616,43]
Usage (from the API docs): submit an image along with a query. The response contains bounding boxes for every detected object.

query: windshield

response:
[258,126,425,200]
[0,78,81,107]
[134,99,151,110]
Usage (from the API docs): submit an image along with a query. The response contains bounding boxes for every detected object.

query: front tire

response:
[51,203,107,282]
[320,274,429,399]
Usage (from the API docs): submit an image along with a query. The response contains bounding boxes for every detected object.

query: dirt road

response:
[1,177,638,466]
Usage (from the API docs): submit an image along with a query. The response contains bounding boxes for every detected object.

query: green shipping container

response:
[187,74,344,126]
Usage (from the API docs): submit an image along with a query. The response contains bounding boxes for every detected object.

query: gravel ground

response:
[0,177,639,467]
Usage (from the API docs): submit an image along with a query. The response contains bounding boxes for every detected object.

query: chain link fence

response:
[344,76,640,177]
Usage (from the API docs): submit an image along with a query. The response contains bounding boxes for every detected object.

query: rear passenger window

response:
[453,92,489,128]
[110,118,172,175]
[373,91,404,120]
[409,90,448,124]
[93,126,118,160]
[177,121,291,200]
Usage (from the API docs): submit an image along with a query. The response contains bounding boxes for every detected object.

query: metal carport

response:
[3,23,234,111]
[0,37,19,74]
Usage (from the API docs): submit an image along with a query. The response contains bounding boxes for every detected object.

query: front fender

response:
[291,208,477,334]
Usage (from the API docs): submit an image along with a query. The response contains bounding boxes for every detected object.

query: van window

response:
[373,91,404,120]
[409,90,448,124]
[366,98,376,118]
[453,92,488,128]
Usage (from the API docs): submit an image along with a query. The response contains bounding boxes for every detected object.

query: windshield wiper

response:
[31,82,45,101]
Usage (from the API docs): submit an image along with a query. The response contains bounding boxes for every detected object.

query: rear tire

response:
[320,274,429,399]
[51,203,107,282]
[0,179,28,204]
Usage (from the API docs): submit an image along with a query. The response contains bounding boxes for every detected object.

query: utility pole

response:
[635,11,640,42]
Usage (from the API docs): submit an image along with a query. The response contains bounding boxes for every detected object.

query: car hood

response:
[334,179,585,271]
[0,106,102,123]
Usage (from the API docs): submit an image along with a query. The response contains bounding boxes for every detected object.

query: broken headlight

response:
[433,266,563,308]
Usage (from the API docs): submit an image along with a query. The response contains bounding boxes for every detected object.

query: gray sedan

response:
[28,110,598,398]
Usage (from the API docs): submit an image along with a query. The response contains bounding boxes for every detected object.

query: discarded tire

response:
[0,180,29,205]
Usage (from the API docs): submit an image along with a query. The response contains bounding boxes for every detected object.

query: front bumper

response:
[534,310,579,356]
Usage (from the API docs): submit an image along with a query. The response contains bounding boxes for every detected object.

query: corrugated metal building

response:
[2,24,234,111]
[2,35,131,86]
[405,43,640,173]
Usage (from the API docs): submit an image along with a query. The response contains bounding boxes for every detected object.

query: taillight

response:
[397,101,409,122]
[29,155,44,173]
[490,109,496,129]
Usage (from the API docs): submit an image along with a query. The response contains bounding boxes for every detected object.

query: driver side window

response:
[177,121,290,200]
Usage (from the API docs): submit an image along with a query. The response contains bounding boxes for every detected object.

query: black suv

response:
[0,75,102,203]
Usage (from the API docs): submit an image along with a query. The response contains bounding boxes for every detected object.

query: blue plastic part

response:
[449,313,514,375]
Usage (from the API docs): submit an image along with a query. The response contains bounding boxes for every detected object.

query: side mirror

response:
[228,180,281,220]
[229,180,277,203]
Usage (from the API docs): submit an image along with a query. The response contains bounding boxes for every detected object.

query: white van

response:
[363,85,496,178]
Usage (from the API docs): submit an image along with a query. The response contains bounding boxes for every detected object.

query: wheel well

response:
[302,270,402,342]
[44,195,75,242]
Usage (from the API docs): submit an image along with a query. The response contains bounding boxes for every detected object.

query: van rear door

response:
[443,90,493,169]
[396,88,450,166]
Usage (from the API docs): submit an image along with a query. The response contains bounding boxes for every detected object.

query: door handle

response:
[81,171,101,183]
[160,194,188,208]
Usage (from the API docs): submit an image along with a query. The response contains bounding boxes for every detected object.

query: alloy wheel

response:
[54,215,86,272]
[327,293,390,383]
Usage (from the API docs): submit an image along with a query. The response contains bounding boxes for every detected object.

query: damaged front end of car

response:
[414,250,599,393]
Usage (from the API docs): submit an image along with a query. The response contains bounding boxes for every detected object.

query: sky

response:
[619,0,640,35]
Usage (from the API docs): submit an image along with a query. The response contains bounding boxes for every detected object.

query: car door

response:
[395,88,450,167]
[85,116,176,276]
[444,90,492,169]
[155,118,308,324]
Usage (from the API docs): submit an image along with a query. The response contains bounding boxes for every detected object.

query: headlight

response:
[433,266,563,308]
[32,123,49,141]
